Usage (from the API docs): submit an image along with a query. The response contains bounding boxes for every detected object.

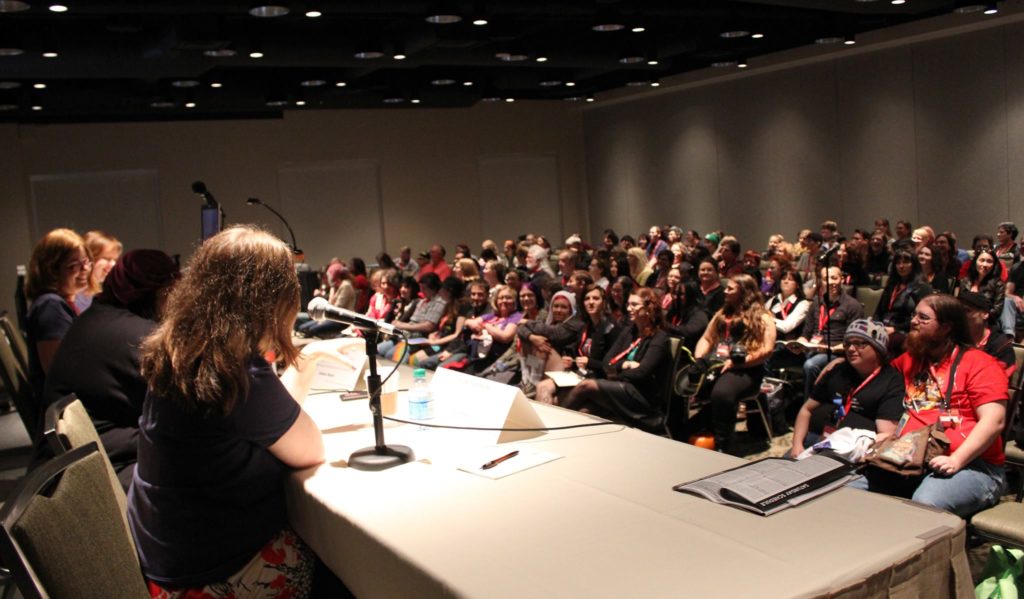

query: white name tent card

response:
[310,337,368,391]
[428,368,545,445]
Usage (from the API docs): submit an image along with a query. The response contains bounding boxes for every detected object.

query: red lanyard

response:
[844,367,881,414]
[609,336,643,365]
[780,298,793,319]
[888,284,906,311]
[721,315,735,341]
[577,329,590,356]
[818,304,836,332]
[927,347,960,399]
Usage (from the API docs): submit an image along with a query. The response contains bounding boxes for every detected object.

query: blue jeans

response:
[414,351,466,370]
[1001,298,1020,335]
[912,459,1005,518]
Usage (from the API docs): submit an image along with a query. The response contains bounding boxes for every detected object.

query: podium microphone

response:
[307,297,404,337]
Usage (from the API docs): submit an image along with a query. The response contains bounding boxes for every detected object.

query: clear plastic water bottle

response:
[408,368,434,423]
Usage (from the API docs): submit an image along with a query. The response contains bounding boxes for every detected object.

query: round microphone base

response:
[348,444,415,471]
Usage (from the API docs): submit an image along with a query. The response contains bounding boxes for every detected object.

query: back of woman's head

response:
[26,228,86,300]
[141,225,300,415]
[96,249,179,320]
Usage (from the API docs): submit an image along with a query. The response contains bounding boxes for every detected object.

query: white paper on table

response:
[456,448,563,479]
[545,370,583,388]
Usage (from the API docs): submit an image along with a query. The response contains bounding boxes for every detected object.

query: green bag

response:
[976,545,1024,599]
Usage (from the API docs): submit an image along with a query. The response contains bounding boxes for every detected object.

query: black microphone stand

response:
[247,198,301,255]
[348,330,415,471]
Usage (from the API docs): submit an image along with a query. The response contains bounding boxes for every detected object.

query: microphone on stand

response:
[307,298,405,337]
[192,181,218,207]
[246,197,301,255]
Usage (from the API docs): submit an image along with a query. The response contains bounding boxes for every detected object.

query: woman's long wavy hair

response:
[711,273,769,353]
[141,226,300,416]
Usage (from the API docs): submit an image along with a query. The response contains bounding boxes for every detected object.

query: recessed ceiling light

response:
[210,82,223,88]
[651,81,661,87]
[185,102,196,108]
[536,56,548,63]
[425,14,461,24]
[204,48,237,58]
[383,97,405,104]
[815,37,844,45]
[462,81,473,86]
[431,78,455,86]
[711,60,737,68]
[844,36,857,45]
[985,4,999,15]
[495,52,528,62]
[592,23,624,32]
[720,30,750,39]
[472,18,488,26]
[631,26,646,33]
[738,60,749,68]
[647,59,659,65]
[393,53,406,60]
[354,50,384,59]
[172,80,200,88]
[0,81,19,89]
[891,0,905,4]
[31,105,42,111]
[48,4,68,13]
[249,5,289,17]
[301,79,326,87]
[150,100,175,108]
[295,100,306,106]
[0,1,30,13]
[249,51,264,58]
[565,81,576,87]
[42,51,59,58]
[32,83,46,89]
[751,33,765,39]
[505,97,515,102]
[305,10,322,18]
[0,48,24,57]
[411,98,421,104]
[585,95,595,103]
[539,80,562,87]
[335,81,347,87]
[618,55,645,64]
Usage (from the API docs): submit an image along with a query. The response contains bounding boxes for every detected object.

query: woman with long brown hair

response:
[129,226,340,598]
[75,229,123,312]
[561,287,673,432]
[689,273,776,454]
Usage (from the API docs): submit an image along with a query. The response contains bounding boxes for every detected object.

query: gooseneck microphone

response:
[307,297,404,337]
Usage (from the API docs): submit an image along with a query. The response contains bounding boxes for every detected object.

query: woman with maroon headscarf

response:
[42,249,180,489]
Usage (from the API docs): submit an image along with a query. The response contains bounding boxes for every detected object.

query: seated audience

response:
[957,247,1005,327]
[411,277,468,369]
[516,290,583,394]
[790,320,904,455]
[959,291,1016,376]
[561,287,673,432]
[917,244,951,294]
[129,226,338,596]
[766,269,810,342]
[378,273,446,359]
[875,247,932,353]
[695,258,724,316]
[663,279,709,351]
[627,247,654,287]
[462,284,523,374]
[43,249,179,489]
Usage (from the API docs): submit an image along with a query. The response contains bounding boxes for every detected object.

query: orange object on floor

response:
[688,434,715,450]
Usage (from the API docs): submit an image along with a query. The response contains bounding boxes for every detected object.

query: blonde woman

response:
[75,230,122,312]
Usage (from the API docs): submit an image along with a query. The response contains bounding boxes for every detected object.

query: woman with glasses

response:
[790,320,905,456]
[25,228,90,406]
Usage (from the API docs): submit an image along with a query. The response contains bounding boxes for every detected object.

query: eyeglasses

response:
[63,258,92,272]
[911,311,933,323]
[844,339,870,350]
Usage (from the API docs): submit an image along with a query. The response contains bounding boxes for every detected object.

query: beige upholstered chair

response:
[0,316,28,376]
[43,395,131,540]
[0,443,148,599]
[0,319,36,441]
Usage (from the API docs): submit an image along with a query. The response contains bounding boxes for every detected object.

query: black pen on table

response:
[481,450,519,470]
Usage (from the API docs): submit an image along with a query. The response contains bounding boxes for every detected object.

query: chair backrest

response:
[0,314,29,376]
[0,443,148,599]
[662,338,692,439]
[43,395,131,541]
[0,321,38,442]
[1010,344,1024,392]
[854,286,884,319]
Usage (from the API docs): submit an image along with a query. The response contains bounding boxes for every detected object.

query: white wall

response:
[0,103,586,317]
[583,21,1024,252]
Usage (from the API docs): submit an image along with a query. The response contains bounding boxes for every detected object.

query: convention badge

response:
[715,342,731,359]
[894,412,910,436]
[939,407,962,429]
[810,334,823,346]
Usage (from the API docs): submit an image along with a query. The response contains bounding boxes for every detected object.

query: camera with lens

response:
[729,345,748,365]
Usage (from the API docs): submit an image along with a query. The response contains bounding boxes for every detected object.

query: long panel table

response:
[286,370,972,599]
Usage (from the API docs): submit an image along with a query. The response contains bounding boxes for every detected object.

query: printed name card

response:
[310,338,368,391]
[428,368,545,445]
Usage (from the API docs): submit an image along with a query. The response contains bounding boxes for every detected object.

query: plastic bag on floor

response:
[976,545,1023,599]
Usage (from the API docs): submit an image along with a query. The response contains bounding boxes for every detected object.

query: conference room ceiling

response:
[0,0,1001,123]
